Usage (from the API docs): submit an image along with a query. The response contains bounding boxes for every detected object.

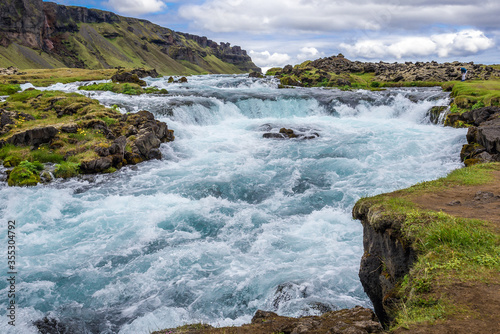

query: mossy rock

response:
[53,162,80,178]
[7,165,41,186]
[3,155,22,167]
[464,158,482,167]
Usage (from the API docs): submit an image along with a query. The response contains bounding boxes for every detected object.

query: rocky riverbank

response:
[267,54,500,88]
[0,69,175,186]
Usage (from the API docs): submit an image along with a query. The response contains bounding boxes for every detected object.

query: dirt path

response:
[411,170,500,231]
[397,170,500,334]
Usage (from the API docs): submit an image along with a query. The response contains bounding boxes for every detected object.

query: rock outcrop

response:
[153,306,383,334]
[0,0,260,74]
[270,55,500,87]
[261,125,321,140]
[446,106,500,165]
[352,201,417,327]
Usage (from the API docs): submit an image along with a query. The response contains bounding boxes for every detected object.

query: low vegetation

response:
[0,68,117,87]
[447,79,500,112]
[78,82,168,95]
[355,163,500,331]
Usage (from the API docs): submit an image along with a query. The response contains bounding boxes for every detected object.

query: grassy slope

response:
[354,163,500,331]
[0,68,117,86]
[0,17,250,75]
[0,43,67,69]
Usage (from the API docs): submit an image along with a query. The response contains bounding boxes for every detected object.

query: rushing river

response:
[0,75,466,333]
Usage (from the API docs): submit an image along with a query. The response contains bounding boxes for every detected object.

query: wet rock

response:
[263,132,286,139]
[460,143,486,161]
[447,200,461,206]
[134,132,161,158]
[111,70,147,86]
[263,127,320,140]
[280,127,298,138]
[109,136,126,156]
[249,71,264,78]
[80,157,112,173]
[179,76,188,83]
[428,106,448,124]
[33,317,76,334]
[475,118,500,154]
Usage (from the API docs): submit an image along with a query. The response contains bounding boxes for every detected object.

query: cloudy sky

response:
[46,0,500,70]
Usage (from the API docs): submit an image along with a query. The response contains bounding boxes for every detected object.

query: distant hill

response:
[0,0,261,75]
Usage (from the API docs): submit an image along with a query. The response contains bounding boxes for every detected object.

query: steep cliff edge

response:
[352,164,500,332]
[0,0,260,74]
[352,200,417,326]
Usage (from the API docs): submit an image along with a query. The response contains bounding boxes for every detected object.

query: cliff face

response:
[0,0,260,74]
[446,106,500,165]
[0,0,45,48]
[352,201,417,327]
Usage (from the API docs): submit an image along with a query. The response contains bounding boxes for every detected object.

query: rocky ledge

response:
[268,54,500,87]
[446,106,500,165]
[352,201,416,327]
[0,88,174,186]
[151,306,383,334]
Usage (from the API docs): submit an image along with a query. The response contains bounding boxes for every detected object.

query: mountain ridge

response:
[0,0,261,75]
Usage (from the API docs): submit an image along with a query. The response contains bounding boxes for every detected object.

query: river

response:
[0,75,467,333]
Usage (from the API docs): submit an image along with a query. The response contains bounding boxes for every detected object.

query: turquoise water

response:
[0,75,466,333]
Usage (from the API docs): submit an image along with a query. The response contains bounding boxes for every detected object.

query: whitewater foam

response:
[0,75,466,334]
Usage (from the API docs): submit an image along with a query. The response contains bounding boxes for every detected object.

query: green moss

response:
[103,167,117,173]
[355,163,500,331]
[450,79,500,109]
[7,161,43,186]
[3,155,22,167]
[78,82,168,96]
[54,161,80,179]
[0,83,21,95]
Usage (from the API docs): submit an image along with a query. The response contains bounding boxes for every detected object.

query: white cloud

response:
[104,0,167,15]
[178,0,500,34]
[340,30,494,59]
[249,50,291,69]
[297,47,322,61]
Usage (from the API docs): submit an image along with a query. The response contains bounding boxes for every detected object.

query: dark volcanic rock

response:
[80,157,112,173]
[6,126,57,147]
[428,106,448,124]
[475,118,500,154]
[111,70,147,86]
[352,202,417,327]
[34,317,76,334]
[447,106,500,165]
[263,127,320,140]
[461,106,500,126]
